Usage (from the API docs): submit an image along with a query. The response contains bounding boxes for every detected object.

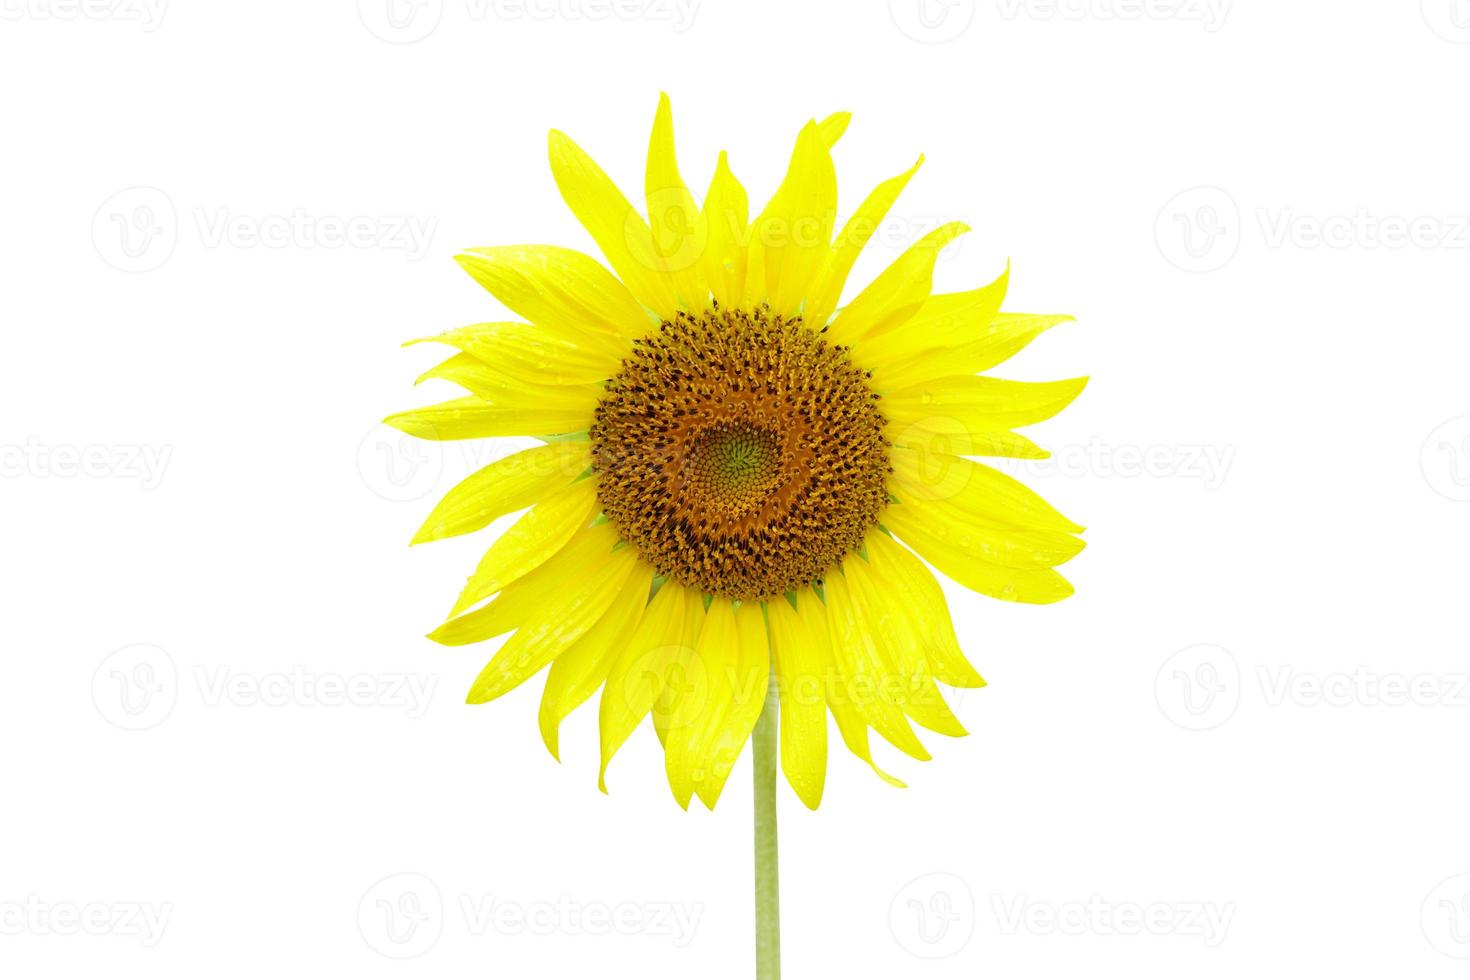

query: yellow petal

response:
[888,413,1052,460]
[885,504,1076,605]
[538,561,655,760]
[826,221,969,347]
[870,313,1074,391]
[816,111,851,148]
[597,581,703,791]
[863,532,985,688]
[548,128,679,318]
[689,601,768,809]
[645,93,706,309]
[890,501,1083,569]
[890,444,1083,533]
[467,540,638,704]
[417,353,601,411]
[803,156,923,331]
[746,121,837,316]
[700,152,749,311]
[384,395,589,440]
[407,322,623,386]
[823,570,931,761]
[428,521,611,647]
[827,675,907,789]
[663,598,739,809]
[456,245,652,342]
[859,264,1009,374]
[883,375,1089,435]
[449,478,598,616]
[651,588,712,748]
[843,550,966,737]
[766,597,829,809]
[425,587,526,647]
[411,441,590,545]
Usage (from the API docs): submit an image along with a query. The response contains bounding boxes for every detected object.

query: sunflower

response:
[387,95,1085,813]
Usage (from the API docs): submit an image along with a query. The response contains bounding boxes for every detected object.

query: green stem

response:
[753,667,781,980]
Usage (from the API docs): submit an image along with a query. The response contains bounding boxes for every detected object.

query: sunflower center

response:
[590,305,890,600]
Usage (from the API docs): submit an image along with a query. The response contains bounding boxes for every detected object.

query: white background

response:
[3,1,1469,976]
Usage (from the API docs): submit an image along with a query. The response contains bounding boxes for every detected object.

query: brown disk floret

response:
[589,305,890,600]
